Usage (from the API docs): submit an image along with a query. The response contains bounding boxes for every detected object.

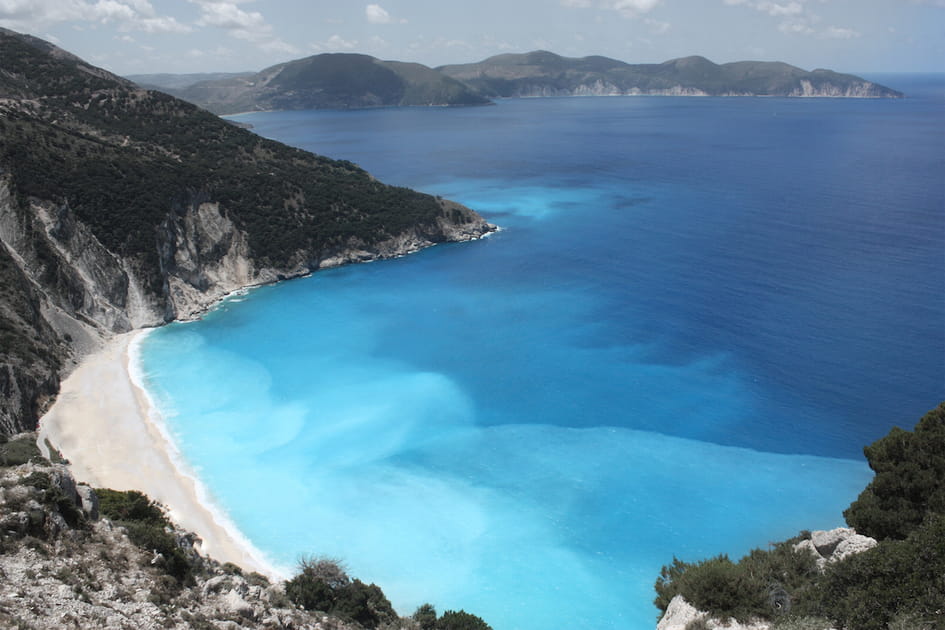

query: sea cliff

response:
[0,27,495,438]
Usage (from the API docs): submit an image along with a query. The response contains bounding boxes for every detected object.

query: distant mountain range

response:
[131,50,902,114]
[438,51,902,99]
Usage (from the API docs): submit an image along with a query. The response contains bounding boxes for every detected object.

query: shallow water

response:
[140,75,944,629]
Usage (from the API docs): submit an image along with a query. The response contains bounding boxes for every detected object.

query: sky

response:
[1,1,943,76]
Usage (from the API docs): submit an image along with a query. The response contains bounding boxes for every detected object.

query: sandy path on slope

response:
[38,330,278,577]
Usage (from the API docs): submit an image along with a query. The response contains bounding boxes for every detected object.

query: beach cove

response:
[38,331,278,578]
[34,78,945,630]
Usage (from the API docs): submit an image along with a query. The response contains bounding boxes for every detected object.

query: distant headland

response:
[129,50,903,115]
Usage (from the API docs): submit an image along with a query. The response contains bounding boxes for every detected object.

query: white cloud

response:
[0,0,189,33]
[193,1,266,31]
[644,17,671,33]
[778,20,813,34]
[365,4,405,25]
[822,26,860,39]
[609,0,662,17]
[725,0,820,36]
[756,1,802,16]
[190,1,298,55]
[365,4,391,24]
[560,0,661,18]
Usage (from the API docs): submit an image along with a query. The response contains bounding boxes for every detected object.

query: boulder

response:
[221,589,256,619]
[811,527,855,557]
[831,534,877,562]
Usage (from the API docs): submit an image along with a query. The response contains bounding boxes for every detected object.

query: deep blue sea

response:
[139,74,944,629]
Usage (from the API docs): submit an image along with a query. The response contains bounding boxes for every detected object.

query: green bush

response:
[284,557,396,629]
[413,603,438,630]
[656,404,945,630]
[436,610,493,630]
[0,435,43,466]
[95,488,195,583]
[844,403,945,540]
[810,514,945,630]
[96,489,167,525]
[655,541,820,623]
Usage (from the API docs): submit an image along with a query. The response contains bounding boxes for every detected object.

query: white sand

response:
[38,330,279,578]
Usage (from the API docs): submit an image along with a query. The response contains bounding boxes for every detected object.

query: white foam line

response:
[128,330,292,579]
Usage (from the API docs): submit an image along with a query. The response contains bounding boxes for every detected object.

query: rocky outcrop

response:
[0,453,364,629]
[0,173,494,437]
[794,527,878,570]
[157,199,291,321]
[790,79,890,98]
[656,595,772,630]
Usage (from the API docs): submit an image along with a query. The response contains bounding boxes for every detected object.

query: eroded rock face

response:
[0,175,495,437]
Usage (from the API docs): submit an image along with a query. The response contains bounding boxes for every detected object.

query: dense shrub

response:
[411,605,493,630]
[97,489,167,525]
[809,514,945,630]
[436,610,493,630]
[284,556,396,629]
[844,402,945,540]
[413,603,438,630]
[655,541,817,623]
[0,435,43,466]
[656,404,945,629]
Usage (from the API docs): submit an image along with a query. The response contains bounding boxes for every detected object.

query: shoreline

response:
[38,330,284,579]
[30,222,499,582]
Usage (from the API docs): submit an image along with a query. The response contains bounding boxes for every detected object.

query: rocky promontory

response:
[0,27,495,438]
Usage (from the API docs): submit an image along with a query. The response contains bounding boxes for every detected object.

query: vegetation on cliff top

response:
[0,31,474,277]
[654,403,945,630]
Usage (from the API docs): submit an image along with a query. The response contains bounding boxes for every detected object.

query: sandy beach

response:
[38,330,279,578]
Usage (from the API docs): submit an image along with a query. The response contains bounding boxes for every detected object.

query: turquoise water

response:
[140,76,943,629]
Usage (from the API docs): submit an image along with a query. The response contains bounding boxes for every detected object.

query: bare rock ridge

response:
[0,27,496,437]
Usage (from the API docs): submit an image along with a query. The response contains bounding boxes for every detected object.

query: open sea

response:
[138,74,944,629]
